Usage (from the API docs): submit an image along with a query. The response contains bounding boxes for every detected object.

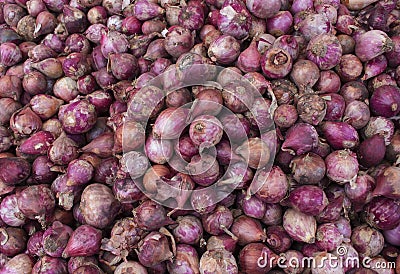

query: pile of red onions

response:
[0,0,399,272]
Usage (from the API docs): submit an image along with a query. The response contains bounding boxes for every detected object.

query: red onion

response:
[114,261,147,274]
[60,99,97,134]
[281,123,318,155]
[237,40,260,73]
[137,231,174,267]
[0,254,33,274]
[290,59,320,92]
[231,215,266,246]
[32,256,67,274]
[0,126,12,153]
[30,94,63,120]
[0,75,22,101]
[355,30,393,62]
[207,234,237,252]
[17,184,55,223]
[335,54,363,82]
[0,194,26,226]
[134,200,172,231]
[0,157,31,185]
[220,113,250,142]
[187,154,220,186]
[239,195,266,219]
[288,185,328,215]
[164,26,195,58]
[261,48,292,79]
[31,58,63,79]
[290,0,313,13]
[243,72,269,95]
[283,208,317,243]
[239,243,277,273]
[79,183,120,229]
[343,100,370,129]
[364,197,400,230]
[351,224,384,257]
[265,225,292,254]
[316,4,337,24]
[53,77,79,102]
[217,0,251,40]
[132,0,164,21]
[383,222,400,246]
[167,244,200,274]
[42,221,73,257]
[144,39,169,61]
[272,35,299,61]
[153,107,189,140]
[374,166,400,199]
[316,185,346,223]
[315,223,343,251]
[345,174,375,205]
[325,150,359,184]
[320,121,359,149]
[189,115,223,147]
[0,227,27,256]
[321,93,345,121]
[127,85,164,122]
[62,225,101,258]
[236,137,271,169]
[48,133,79,165]
[357,134,386,168]
[261,203,282,226]
[370,85,400,118]
[266,11,293,37]
[306,34,342,70]
[178,2,205,31]
[202,205,233,235]
[297,14,332,41]
[223,80,255,114]
[18,131,54,156]
[362,116,394,145]
[271,79,297,105]
[337,34,355,54]
[362,55,388,80]
[316,70,341,94]
[297,94,327,125]
[145,134,173,164]
[251,165,288,203]
[173,215,203,245]
[208,35,240,64]
[187,88,222,121]
[112,178,144,203]
[27,231,45,257]
[200,249,238,274]
[340,81,368,102]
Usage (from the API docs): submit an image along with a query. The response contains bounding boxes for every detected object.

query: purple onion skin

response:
[383,222,400,246]
[208,35,241,65]
[374,166,400,199]
[306,34,342,70]
[283,208,317,243]
[288,185,328,216]
[0,157,31,186]
[343,100,371,130]
[217,0,251,40]
[42,221,73,258]
[355,30,393,62]
[321,93,345,121]
[62,225,102,258]
[267,11,293,37]
[79,183,120,229]
[351,225,384,257]
[0,254,33,274]
[320,121,359,150]
[370,85,400,118]
[173,215,203,245]
[261,48,292,79]
[27,231,45,257]
[281,123,319,155]
[357,134,386,168]
[32,256,68,274]
[0,194,26,226]
[0,227,27,256]
[315,223,343,252]
[364,197,400,231]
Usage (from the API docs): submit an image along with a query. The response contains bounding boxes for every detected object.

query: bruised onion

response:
[261,48,292,79]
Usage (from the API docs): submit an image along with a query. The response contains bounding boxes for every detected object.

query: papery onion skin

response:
[370,85,400,118]
[306,34,343,70]
[355,30,393,62]
[283,208,317,243]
